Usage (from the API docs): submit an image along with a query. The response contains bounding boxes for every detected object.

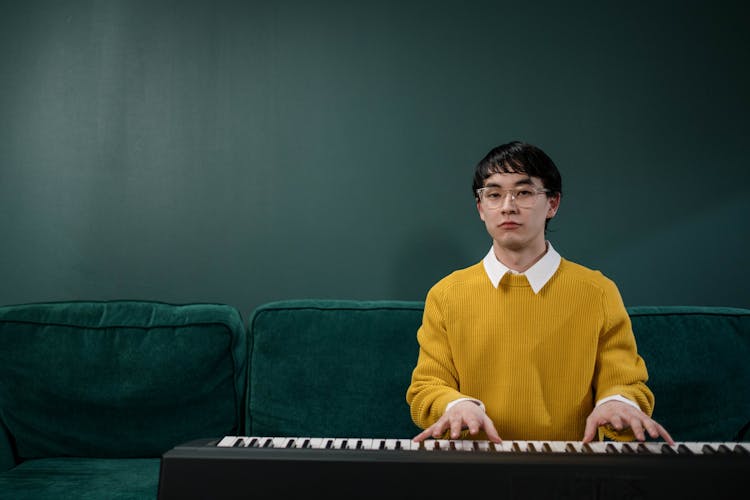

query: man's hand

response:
[582,400,675,445]
[412,400,502,443]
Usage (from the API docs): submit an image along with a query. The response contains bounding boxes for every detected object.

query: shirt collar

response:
[482,242,561,294]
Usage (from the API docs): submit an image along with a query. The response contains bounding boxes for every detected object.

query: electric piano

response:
[157,435,750,499]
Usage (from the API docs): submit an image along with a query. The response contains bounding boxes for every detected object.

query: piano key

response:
[307,437,324,449]
[213,436,747,457]
[217,436,238,447]
[477,440,493,452]
[545,441,569,453]
[359,438,373,450]
[566,442,583,453]
[621,443,636,454]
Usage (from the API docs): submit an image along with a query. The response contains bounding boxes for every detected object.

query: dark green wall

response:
[1,0,748,314]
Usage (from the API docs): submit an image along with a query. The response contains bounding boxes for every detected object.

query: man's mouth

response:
[500,222,520,229]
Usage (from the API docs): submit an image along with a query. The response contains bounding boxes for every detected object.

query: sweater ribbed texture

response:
[406,258,654,441]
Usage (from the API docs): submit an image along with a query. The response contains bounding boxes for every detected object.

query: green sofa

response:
[0,300,247,500]
[1,299,748,499]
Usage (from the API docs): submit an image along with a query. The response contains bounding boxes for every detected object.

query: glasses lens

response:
[480,188,543,208]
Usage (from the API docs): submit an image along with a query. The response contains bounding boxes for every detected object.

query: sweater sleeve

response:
[405,283,464,430]
[593,276,655,440]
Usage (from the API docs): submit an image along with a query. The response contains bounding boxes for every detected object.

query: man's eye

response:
[516,190,533,197]
[486,192,501,199]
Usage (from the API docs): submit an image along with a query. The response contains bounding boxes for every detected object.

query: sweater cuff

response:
[445,397,486,413]
[596,394,640,411]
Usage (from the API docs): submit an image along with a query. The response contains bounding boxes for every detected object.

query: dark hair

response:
[472,141,563,199]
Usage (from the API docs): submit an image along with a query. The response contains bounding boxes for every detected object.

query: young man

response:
[406,141,673,444]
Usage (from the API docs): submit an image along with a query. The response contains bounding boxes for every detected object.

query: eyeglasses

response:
[476,186,550,209]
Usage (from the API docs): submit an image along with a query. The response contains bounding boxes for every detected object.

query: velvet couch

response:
[0,299,748,499]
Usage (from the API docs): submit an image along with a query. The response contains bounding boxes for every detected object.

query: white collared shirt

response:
[482,242,561,293]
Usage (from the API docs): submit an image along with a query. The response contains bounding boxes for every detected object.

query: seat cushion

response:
[0,458,159,500]
[0,300,247,459]
[629,306,750,441]
[247,300,423,439]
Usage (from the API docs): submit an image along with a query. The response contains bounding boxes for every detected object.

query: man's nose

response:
[499,193,518,212]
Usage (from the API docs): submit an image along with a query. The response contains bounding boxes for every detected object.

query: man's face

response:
[476,173,560,252]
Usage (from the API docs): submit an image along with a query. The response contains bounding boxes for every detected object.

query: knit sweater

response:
[406,258,654,441]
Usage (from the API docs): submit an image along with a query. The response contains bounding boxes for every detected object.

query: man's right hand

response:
[412,400,502,443]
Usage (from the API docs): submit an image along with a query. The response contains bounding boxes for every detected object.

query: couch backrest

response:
[246,300,750,443]
[247,300,423,439]
[629,306,750,442]
[0,300,247,461]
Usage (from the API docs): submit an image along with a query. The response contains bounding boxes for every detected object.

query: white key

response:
[453,440,473,451]
[475,440,491,452]
[394,438,412,450]
[360,438,374,450]
[217,436,238,447]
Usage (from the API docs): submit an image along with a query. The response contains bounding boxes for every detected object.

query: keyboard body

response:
[157,436,750,499]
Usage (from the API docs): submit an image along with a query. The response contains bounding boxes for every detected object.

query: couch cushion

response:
[0,300,247,460]
[247,300,423,439]
[629,306,750,442]
[0,457,159,500]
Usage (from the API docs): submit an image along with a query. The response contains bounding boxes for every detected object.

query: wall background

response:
[1,0,748,316]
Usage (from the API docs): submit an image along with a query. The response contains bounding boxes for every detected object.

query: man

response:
[405,141,673,445]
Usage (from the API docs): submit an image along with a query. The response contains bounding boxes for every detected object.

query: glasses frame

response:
[475,186,551,209]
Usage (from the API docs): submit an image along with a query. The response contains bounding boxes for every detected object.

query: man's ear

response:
[477,200,486,221]
[547,194,561,218]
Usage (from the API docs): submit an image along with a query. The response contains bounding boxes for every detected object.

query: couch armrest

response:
[0,419,17,472]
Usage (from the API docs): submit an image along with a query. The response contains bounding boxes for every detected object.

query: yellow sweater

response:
[406,258,654,441]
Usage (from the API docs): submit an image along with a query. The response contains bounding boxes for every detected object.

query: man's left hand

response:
[582,400,675,445]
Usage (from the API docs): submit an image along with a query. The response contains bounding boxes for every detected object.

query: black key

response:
[605,444,618,454]
[677,444,692,455]
[636,443,650,454]
[660,444,676,454]
[701,444,716,454]
[233,438,244,447]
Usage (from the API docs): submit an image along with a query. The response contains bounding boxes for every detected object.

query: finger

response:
[465,414,481,436]
[449,416,464,439]
[629,417,646,441]
[608,415,624,431]
[412,428,432,442]
[657,423,675,445]
[432,422,448,439]
[582,418,597,443]
[483,416,502,443]
[643,419,662,440]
